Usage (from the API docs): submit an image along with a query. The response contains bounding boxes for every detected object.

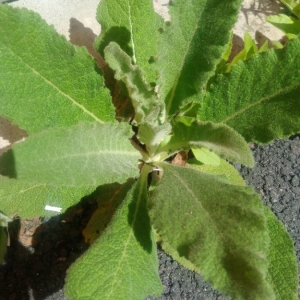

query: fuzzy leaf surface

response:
[0,5,114,134]
[264,206,298,299]
[199,36,300,143]
[0,176,96,218]
[0,122,140,187]
[157,0,242,116]
[159,120,254,166]
[190,160,298,299]
[104,42,164,124]
[149,162,274,300]
[95,0,162,83]
[65,173,162,300]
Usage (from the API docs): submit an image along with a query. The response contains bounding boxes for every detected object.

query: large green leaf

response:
[198,36,300,143]
[149,162,274,299]
[264,206,298,300]
[0,122,140,187]
[0,176,96,218]
[65,171,162,300]
[104,42,165,124]
[157,0,242,117]
[0,5,115,134]
[95,0,162,83]
[191,161,298,299]
[158,120,254,166]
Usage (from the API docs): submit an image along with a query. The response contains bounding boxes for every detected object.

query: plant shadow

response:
[68,17,105,68]
[0,196,98,300]
[241,0,285,25]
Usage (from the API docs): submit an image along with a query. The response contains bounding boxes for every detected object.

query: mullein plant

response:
[0,0,299,299]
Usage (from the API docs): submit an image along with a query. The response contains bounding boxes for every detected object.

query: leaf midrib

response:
[127,0,136,64]
[1,183,46,198]
[107,177,146,298]
[3,45,104,124]
[24,150,140,164]
[222,81,300,123]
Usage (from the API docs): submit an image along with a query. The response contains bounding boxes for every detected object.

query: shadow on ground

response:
[0,198,97,300]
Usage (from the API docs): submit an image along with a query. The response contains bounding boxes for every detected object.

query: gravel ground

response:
[0,135,299,300]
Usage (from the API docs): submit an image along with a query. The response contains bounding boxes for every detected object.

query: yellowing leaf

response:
[83,180,135,244]
[188,158,245,186]
[191,147,220,166]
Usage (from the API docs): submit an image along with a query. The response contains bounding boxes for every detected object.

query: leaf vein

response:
[127,1,136,64]
[108,179,143,298]
[4,46,104,124]
[222,81,300,123]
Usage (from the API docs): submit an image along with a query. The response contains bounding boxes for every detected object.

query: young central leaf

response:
[104,42,165,125]
[0,122,140,187]
[149,162,274,299]
[137,121,172,161]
